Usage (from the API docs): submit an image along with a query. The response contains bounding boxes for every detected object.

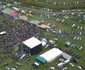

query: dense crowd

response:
[0,17,41,52]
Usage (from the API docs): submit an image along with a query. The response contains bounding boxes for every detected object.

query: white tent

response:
[40,48,62,63]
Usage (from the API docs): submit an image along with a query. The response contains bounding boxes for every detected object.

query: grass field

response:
[0,12,85,70]
[0,0,85,70]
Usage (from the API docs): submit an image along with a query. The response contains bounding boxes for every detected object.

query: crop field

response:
[0,0,85,70]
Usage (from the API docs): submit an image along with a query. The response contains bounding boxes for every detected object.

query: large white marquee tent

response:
[40,48,62,63]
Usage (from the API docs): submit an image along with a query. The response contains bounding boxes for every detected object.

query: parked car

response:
[73,58,78,63]
[70,44,75,47]
[49,67,55,70]
[32,62,40,68]
[84,58,85,61]
[77,66,82,70]
[6,67,10,70]
[11,68,16,70]
[20,54,26,59]
[13,66,18,69]
[62,67,68,70]
[69,63,74,67]
[65,41,71,46]
[25,57,30,61]
[79,46,83,50]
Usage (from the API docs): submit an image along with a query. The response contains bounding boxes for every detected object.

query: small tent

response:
[28,14,33,17]
[10,12,21,17]
[39,24,50,29]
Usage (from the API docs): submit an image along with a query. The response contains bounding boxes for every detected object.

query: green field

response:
[0,13,85,70]
[0,0,85,70]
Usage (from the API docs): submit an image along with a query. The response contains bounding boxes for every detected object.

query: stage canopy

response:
[23,37,41,49]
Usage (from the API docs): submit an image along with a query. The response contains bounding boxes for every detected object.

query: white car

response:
[62,67,68,70]
[77,66,82,70]
[11,68,16,70]
[20,54,26,59]
[0,31,7,35]
[6,67,10,70]
[79,46,83,50]
[73,36,76,40]
[69,63,74,67]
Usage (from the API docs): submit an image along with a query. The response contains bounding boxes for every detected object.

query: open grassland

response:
[0,11,85,70]
[0,0,85,70]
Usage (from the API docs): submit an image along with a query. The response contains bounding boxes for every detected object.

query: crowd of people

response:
[0,16,41,53]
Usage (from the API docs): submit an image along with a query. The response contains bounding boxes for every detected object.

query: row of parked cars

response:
[72,24,85,30]
[61,65,85,70]
[15,53,30,62]
[5,62,21,70]
[63,48,80,59]
[5,53,30,70]
[20,54,30,61]
[70,44,83,50]
[72,36,82,40]
[65,41,83,50]
[64,41,85,69]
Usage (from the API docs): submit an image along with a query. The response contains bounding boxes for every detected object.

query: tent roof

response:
[39,24,50,29]
[36,56,47,64]
[10,12,21,17]
[40,48,62,62]
[23,37,41,49]
[2,8,15,15]
[28,14,33,17]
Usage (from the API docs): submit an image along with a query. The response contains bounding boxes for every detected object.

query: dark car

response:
[81,66,85,69]
[73,58,78,63]
[32,62,40,68]
[23,56,30,61]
